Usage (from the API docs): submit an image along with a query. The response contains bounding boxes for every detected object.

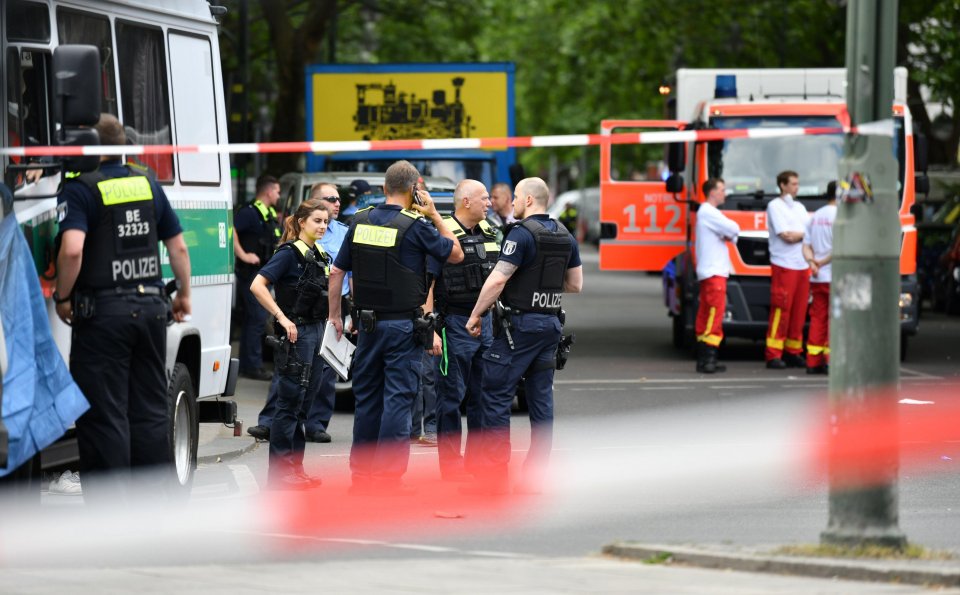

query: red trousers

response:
[765,264,810,361]
[696,276,726,347]
[806,282,830,367]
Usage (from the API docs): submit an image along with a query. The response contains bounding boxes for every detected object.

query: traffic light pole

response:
[821,0,906,549]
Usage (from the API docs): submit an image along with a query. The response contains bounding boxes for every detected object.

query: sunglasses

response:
[321,196,340,203]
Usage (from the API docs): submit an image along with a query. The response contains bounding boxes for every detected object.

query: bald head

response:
[454,179,490,227]
[453,179,485,210]
[516,177,550,208]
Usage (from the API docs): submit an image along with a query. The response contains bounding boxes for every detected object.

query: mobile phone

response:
[412,184,424,206]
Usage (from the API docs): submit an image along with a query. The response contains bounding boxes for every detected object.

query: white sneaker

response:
[48,470,82,495]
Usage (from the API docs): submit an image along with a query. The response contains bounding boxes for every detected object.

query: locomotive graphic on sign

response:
[353,77,473,140]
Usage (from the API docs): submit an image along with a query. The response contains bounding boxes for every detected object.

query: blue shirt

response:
[499,214,582,269]
[318,219,350,296]
[58,161,182,240]
[257,244,305,287]
[334,204,453,274]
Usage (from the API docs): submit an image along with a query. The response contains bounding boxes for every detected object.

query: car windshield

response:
[708,115,844,198]
[329,159,494,189]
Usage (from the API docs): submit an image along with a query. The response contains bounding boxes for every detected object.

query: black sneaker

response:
[240,368,272,381]
[782,353,807,368]
[806,364,829,375]
[306,430,332,443]
[766,358,787,369]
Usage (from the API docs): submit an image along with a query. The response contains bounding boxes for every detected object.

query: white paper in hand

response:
[319,321,356,381]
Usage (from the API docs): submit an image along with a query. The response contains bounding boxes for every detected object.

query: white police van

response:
[2,0,238,493]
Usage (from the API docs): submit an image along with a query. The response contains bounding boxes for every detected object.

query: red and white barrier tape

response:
[0,120,893,158]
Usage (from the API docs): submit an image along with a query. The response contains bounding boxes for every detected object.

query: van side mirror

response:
[667,142,685,173]
[666,173,684,194]
[53,45,102,127]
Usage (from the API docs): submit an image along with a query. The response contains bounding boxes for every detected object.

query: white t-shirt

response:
[766,195,810,270]
[695,202,740,281]
[804,203,836,283]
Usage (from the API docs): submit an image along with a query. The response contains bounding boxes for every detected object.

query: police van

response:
[2,0,238,492]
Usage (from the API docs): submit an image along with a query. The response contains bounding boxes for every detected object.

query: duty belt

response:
[443,304,474,316]
[369,309,420,321]
[92,284,163,298]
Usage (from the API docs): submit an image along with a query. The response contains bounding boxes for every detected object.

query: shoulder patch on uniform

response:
[57,201,68,223]
[503,240,517,255]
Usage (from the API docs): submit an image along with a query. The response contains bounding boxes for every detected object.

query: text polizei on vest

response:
[531,291,562,309]
[112,255,159,282]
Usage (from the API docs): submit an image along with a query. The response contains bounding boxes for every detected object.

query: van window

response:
[168,32,220,185]
[5,48,54,189]
[6,1,51,43]
[116,20,173,182]
[56,8,119,116]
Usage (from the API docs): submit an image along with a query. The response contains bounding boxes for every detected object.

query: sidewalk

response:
[604,542,960,588]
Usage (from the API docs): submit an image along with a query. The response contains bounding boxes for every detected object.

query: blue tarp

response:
[0,211,89,476]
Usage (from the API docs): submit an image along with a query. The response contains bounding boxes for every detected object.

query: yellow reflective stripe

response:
[442,217,465,235]
[698,334,722,346]
[400,209,422,219]
[697,307,717,342]
[768,308,782,340]
[807,344,825,355]
[823,347,830,355]
[484,242,500,252]
[354,224,398,247]
[766,338,784,349]
[65,171,81,179]
[478,219,495,235]
[97,176,152,205]
[785,338,803,350]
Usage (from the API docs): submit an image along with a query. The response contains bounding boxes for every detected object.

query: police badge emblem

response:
[503,240,517,255]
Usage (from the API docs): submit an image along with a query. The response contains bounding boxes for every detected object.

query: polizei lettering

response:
[112,256,159,282]
[531,291,562,309]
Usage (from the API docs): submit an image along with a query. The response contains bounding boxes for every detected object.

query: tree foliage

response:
[218,0,958,184]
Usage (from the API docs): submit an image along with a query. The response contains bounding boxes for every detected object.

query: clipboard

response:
[319,321,355,381]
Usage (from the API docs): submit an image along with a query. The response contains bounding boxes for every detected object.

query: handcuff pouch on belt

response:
[413,311,438,348]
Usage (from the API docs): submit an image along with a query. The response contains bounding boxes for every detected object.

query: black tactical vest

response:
[439,216,499,311]
[501,218,573,314]
[74,166,162,291]
[273,239,330,323]
[350,207,428,312]
[237,200,281,268]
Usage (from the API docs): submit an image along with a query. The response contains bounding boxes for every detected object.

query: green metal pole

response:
[821,0,906,549]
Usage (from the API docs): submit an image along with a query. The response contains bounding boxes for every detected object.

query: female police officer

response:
[250,198,331,490]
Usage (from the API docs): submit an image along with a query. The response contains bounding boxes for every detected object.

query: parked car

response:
[277,172,457,221]
[547,187,600,244]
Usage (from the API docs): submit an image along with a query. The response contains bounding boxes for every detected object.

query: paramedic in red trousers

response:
[802,181,837,375]
[764,170,810,369]
[694,178,740,374]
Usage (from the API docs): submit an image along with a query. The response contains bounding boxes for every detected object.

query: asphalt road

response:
[6,244,959,593]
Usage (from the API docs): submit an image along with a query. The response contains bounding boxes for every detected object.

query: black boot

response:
[707,346,727,373]
[696,343,716,374]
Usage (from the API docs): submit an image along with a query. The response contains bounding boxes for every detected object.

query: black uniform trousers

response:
[71,294,171,503]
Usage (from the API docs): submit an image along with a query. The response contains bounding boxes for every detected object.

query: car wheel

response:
[168,363,198,498]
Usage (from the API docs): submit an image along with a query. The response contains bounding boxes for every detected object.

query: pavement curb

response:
[197,437,261,466]
[602,542,960,587]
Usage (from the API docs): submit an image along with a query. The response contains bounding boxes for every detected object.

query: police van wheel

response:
[168,363,198,496]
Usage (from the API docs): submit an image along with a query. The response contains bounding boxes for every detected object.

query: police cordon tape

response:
[0,120,895,158]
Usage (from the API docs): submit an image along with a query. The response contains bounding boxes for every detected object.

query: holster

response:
[73,292,96,322]
[413,312,438,347]
[359,310,377,334]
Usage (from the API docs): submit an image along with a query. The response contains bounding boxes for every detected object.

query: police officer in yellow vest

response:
[234,174,282,381]
[54,114,192,503]
[433,180,500,481]
[328,160,464,494]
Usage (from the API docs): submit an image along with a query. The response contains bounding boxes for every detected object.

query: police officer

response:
[250,198,332,490]
[465,177,583,494]
[328,160,463,494]
[234,174,282,381]
[433,179,499,480]
[54,114,192,503]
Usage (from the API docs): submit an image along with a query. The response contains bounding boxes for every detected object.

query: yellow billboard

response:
[307,66,512,142]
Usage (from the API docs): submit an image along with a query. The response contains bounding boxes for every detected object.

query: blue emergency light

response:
[715,75,737,99]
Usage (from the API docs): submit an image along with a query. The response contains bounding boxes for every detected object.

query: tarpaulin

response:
[0,208,88,476]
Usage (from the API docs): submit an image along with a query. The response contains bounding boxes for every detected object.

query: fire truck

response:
[599,68,925,357]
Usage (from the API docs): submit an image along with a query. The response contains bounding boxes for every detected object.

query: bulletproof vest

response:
[73,166,162,291]
[501,218,573,314]
[350,207,428,312]
[237,199,281,265]
[273,239,330,323]
[439,216,499,310]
